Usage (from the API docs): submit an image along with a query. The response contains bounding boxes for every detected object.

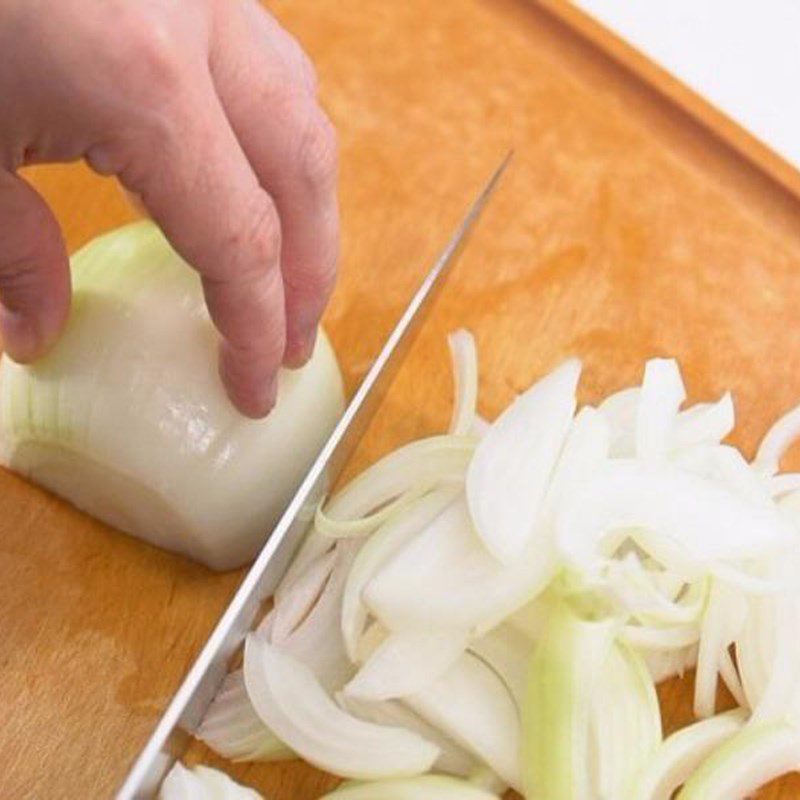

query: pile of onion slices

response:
[165,331,800,799]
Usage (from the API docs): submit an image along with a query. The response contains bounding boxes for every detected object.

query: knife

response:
[117,151,512,799]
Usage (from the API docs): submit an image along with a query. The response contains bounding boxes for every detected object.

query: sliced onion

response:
[694,579,748,718]
[406,653,521,790]
[196,670,292,762]
[597,386,639,457]
[468,623,533,706]
[467,765,508,795]
[748,602,800,724]
[604,554,707,627]
[337,693,477,778]
[188,340,800,796]
[318,775,501,800]
[505,598,548,642]
[270,548,337,644]
[678,720,800,799]
[644,645,698,684]
[770,473,800,498]
[243,636,439,780]
[589,643,662,798]
[277,541,359,692]
[344,629,468,701]
[341,486,459,661]
[448,330,479,436]
[755,402,800,475]
[322,435,474,523]
[365,495,554,635]
[631,709,746,799]
[556,460,795,579]
[622,622,700,651]
[466,358,580,562]
[675,444,772,508]
[471,414,490,438]
[735,559,800,724]
[543,405,610,514]
[274,528,334,606]
[718,648,748,709]
[779,485,800,527]
[672,393,734,452]
[636,358,686,462]
[315,487,427,540]
[160,762,262,799]
[522,601,616,799]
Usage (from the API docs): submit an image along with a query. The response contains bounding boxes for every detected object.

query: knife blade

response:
[117,151,511,799]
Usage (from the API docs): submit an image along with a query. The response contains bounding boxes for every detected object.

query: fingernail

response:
[236,373,278,419]
[0,305,40,363]
[284,328,318,369]
[257,373,279,415]
[220,348,280,418]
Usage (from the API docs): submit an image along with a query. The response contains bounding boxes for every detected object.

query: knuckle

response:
[233,194,282,275]
[296,112,338,190]
[110,11,184,100]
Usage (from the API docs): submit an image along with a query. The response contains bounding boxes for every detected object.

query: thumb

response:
[0,170,70,362]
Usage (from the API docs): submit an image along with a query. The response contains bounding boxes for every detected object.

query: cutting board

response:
[2,1,800,797]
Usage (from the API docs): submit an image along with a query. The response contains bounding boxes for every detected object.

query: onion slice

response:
[322,436,474,523]
[344,629,468,701]
[271,548,337,644]
[406,653,522,790]
[315,488,426,540]
[466,358,580,562]
[277,541,359,692]
[694,579,747,718]
[159,762,262,799]
[644,645,698,684]
[274,528,334,606]
[522,600,616,799]
[469,623,533,706]
[365,496,554,635]
[448,330,479,436]
[589,643,662,798]
[243,636,439,780]
[341,486,459,661]
[631,709,746,799]
[196,670,292,763]
[736,565,800,724]
[556,460,795,579]
[755,402,800,475]
[318,775,501,800]
[337,693,478,778]
[673,393,734,451]
[597,387,639,457]
[636,358,686,462]
[678,720,800,799]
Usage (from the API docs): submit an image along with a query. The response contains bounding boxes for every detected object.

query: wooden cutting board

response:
[2,1,800,797]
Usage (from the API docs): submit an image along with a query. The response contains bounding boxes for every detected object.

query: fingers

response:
[0,170,70,362]
[210,0,339,368]
[120,76,286,418]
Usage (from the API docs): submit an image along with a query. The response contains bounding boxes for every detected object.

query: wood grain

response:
[1,0,800,797]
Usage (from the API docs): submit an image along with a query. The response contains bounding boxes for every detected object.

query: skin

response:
[0,0,339,417]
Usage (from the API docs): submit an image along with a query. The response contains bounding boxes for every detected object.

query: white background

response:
[574,0,800,170]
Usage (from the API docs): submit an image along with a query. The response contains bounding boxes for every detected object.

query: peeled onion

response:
[0,221,344,569]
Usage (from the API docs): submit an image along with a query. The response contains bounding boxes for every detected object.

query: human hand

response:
[0,0,338,417]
